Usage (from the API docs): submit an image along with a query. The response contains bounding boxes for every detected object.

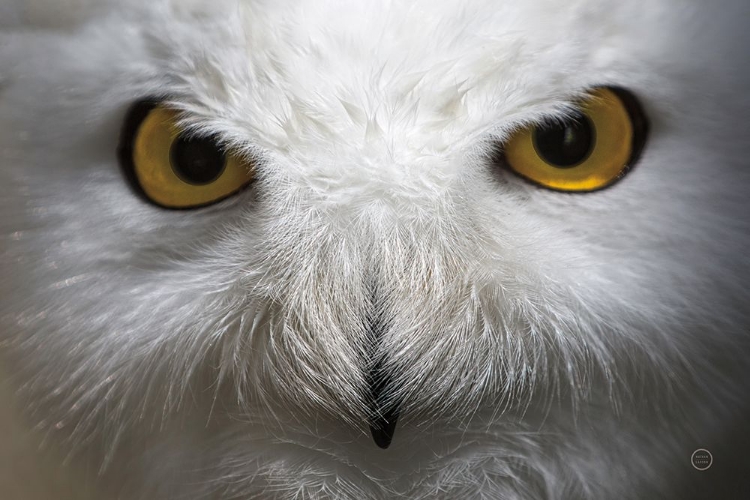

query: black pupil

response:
[170,134,227,185]
[532,113,595,168]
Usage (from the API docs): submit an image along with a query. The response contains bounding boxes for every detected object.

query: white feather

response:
[1,0,749,498]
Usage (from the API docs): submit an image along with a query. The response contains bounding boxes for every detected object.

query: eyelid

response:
[118,99,164,204]
[118,98,256,209]
[499,86,649,193]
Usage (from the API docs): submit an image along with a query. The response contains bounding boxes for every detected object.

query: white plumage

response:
[1,0,749,498]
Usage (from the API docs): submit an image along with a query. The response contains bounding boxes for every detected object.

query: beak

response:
[366,355,400,449]
[365,284,400,449]
[369,405,399,449]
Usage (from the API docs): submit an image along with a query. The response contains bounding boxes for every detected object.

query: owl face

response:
[1,0,748,498]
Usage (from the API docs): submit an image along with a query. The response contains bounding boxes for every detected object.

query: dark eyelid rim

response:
[609,86,649,182]
[498,85,650,194]
[117,98,161,207]
[117,97,255,211]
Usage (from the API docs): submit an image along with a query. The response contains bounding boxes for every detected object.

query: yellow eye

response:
[502,87,648,192]
[119,101,255,209]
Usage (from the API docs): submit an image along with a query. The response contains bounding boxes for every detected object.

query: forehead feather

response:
[152,0,664,155]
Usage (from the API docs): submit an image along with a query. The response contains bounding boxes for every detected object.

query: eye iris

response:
[169,134,227,185]
[532,112,595,168]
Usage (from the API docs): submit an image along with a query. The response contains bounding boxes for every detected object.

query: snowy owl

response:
[1,0,749,499]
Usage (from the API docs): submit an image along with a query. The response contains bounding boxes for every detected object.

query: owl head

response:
[1,0,749,498]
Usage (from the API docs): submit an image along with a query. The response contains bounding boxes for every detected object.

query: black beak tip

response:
[370,416,398,449]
